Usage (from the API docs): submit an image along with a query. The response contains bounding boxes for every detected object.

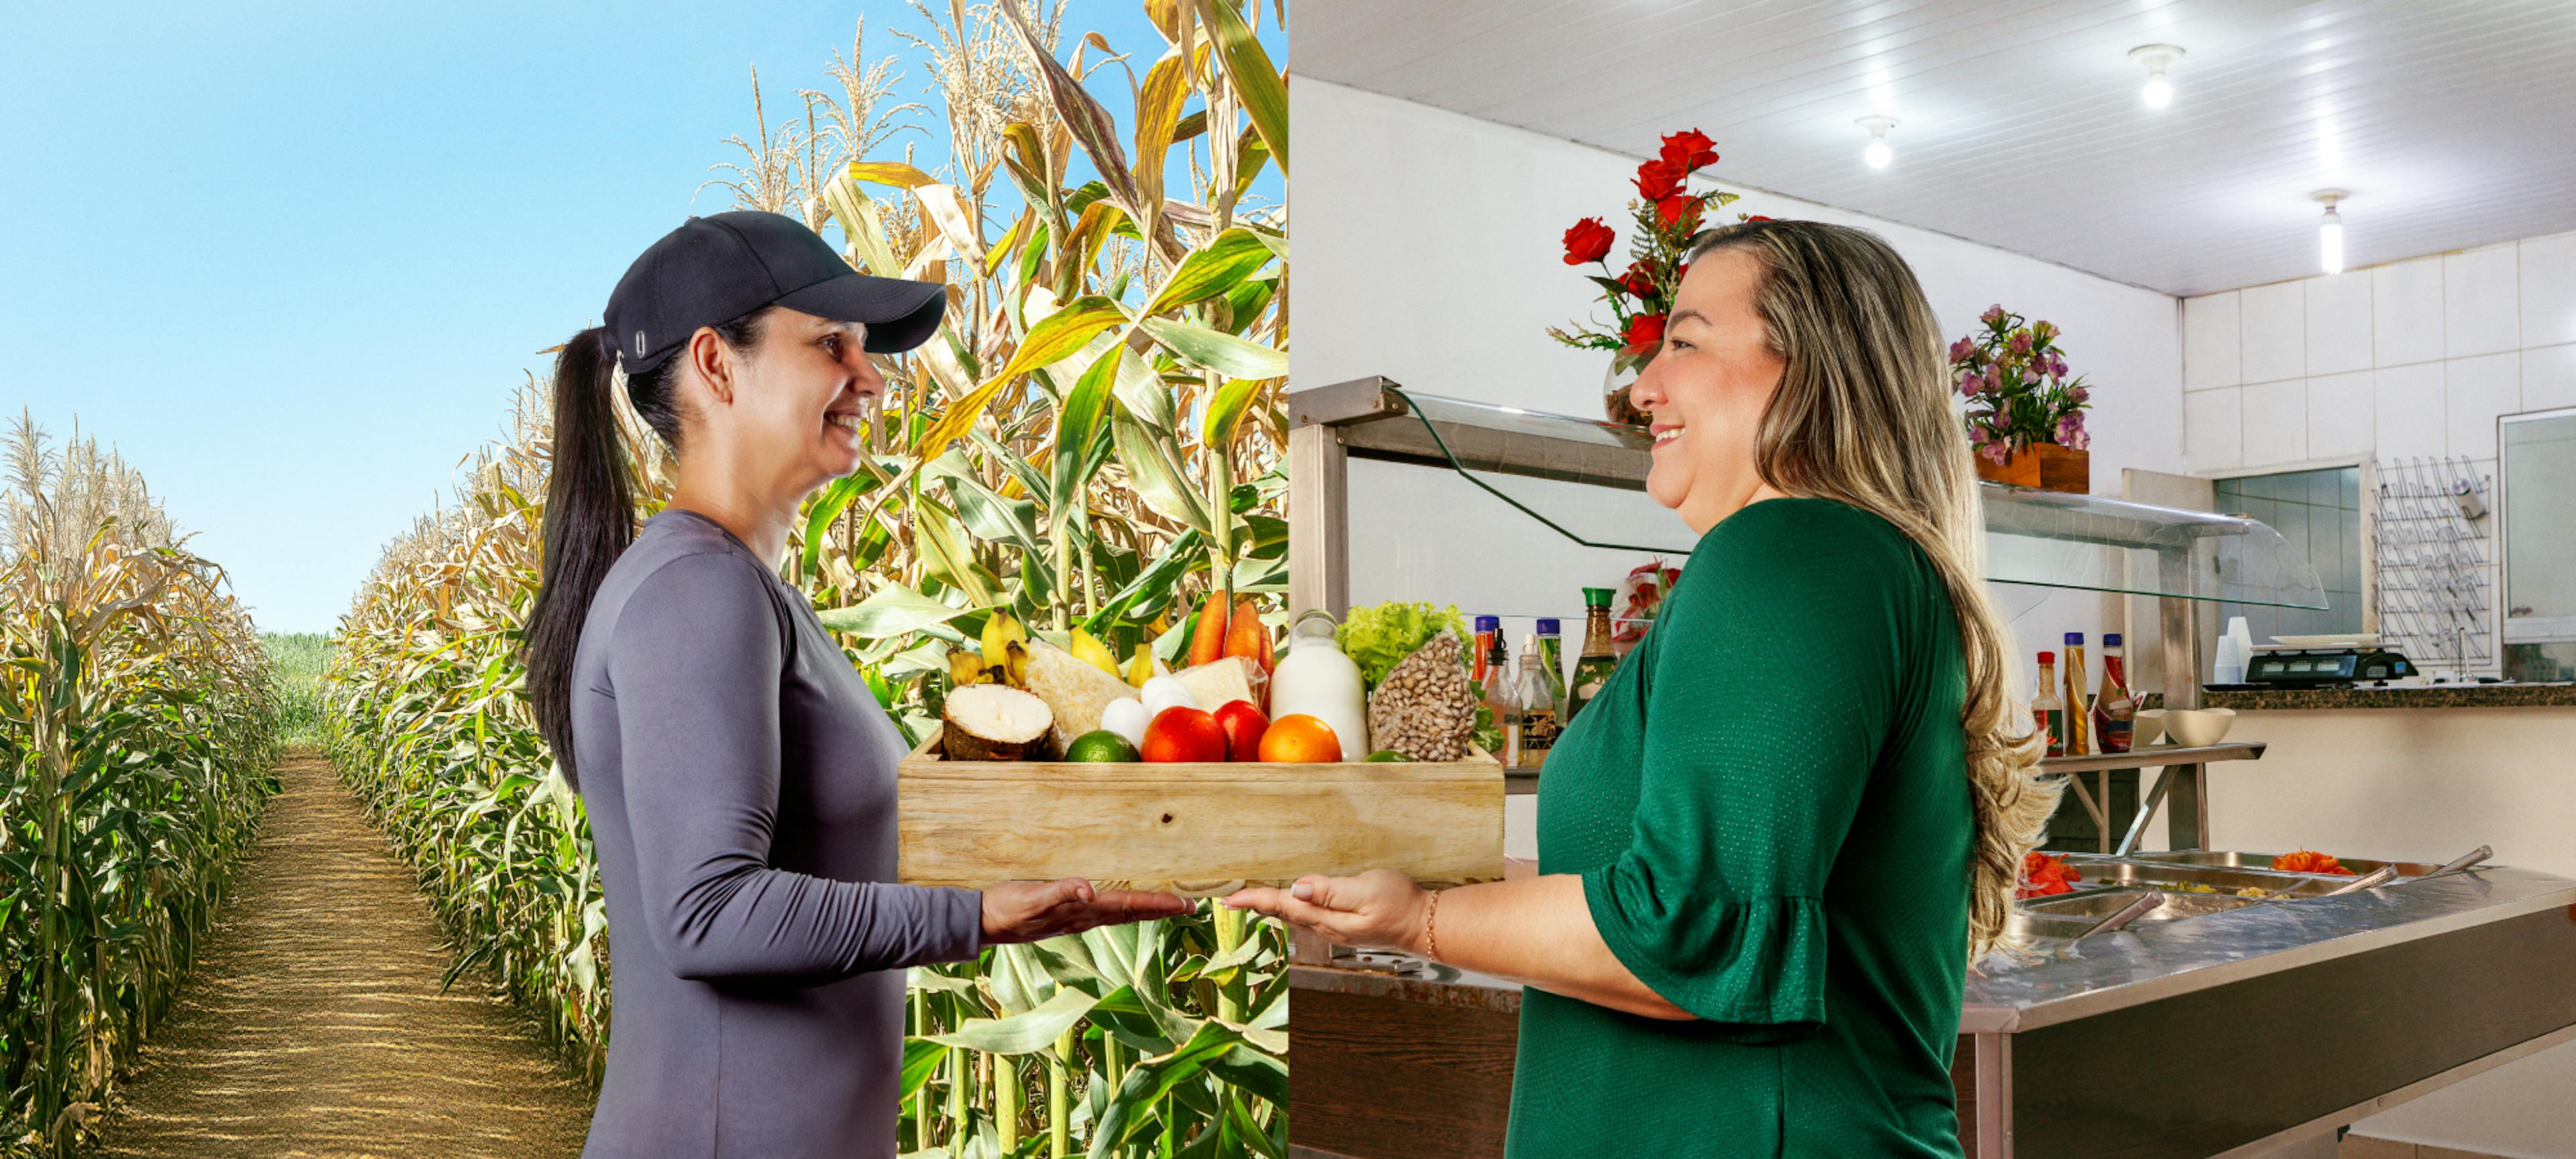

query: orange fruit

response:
[1256,714,1342,763]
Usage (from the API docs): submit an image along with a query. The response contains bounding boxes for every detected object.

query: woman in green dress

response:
[1226,219,2063,1157]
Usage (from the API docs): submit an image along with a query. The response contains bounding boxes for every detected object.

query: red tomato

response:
[1211,700,1271,763]
[1140,706,1228,763]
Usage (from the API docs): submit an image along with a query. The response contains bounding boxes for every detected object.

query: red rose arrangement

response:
[1548,127,1766,425]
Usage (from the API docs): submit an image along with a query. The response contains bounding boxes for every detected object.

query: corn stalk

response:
[0,412,280,1158]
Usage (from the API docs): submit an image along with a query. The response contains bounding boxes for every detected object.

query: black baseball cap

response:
[602,210,948,376]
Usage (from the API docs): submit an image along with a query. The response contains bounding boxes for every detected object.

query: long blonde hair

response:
[1688,219,2059,963]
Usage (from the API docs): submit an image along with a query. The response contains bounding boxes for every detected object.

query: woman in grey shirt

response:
[519,211,1187,1158]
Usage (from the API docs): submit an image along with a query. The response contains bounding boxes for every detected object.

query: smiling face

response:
[1629,245,1790,533]
[682,306,885,496]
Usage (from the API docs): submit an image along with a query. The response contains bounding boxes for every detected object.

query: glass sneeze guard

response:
[1348,383,2328,611]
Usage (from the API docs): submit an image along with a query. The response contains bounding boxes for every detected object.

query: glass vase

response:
[1601,343,1655,427]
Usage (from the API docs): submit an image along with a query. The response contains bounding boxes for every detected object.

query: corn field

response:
[323,1,1290,1156]
[0,412,282,1158]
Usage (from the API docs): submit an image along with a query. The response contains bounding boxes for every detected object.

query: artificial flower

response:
[1562,217,1615,265]
[1623,311,1666,350]
[1658,127,1719,170]
[1655,194,1702,231]
[1632,157,1687,201]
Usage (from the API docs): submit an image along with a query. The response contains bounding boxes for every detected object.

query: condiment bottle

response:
[1483,630,1517,764]
[1514,633,1561,769]
[1568,588,1620,724]
[1471,615,1501,687]
[2061,632,2092,756]
[1534,618,1570,721]
[2094,632,2136,754]
[1270,608,1370,759]
[2034,651,2066,757]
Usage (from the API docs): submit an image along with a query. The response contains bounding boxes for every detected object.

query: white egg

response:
[1140,675,1198,718]
[1099,698,1152,748]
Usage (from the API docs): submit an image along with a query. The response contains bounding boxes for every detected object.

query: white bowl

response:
[2163,707,2237,747]
[2131,708,2167,747]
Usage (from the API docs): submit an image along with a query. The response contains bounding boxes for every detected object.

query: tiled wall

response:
[2182,228,2576,672]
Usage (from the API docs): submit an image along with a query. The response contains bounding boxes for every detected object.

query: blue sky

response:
[1,0,1281,633]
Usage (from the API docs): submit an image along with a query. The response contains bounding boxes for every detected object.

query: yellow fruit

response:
[1070,626,1120,677]
[949,649,990,686]
[981,612,1029,687]
[1126,645,1157,689]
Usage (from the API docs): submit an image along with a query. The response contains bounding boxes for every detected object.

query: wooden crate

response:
[897,736,1505,896]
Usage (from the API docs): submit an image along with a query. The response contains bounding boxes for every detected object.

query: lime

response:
[1364,749,1413,763]
[1065,730,1140,763]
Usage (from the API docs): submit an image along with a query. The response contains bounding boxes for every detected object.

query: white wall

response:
[2184,229,2576,1157]
[2181,229,2576,675]
[1294,78,2186,860]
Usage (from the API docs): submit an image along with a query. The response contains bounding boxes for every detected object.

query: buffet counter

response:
[2203,683,2576,710]
[1286,861,2576,1159]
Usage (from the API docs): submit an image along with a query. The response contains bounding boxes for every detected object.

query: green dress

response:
[1510,497,1973,1158]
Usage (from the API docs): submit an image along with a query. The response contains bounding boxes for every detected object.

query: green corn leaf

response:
[817,584,983,642]
[1136,317,1287,381]
[1110,410,1212,536]
[915,296,1129,460]
[1202,377,1265,449]
[900,1037,947,1102]
[1192,0,1287,176]
[926,986,1102,1055]
[1143,229,1277,318]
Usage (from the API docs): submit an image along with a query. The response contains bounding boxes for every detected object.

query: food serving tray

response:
[896,736,1506,896]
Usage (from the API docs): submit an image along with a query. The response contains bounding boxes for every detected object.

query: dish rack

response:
[2371,455,2493,671]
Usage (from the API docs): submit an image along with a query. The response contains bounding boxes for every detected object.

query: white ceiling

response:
[1298,0,2576,296]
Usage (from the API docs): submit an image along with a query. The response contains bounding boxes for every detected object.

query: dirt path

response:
[85,749,594,1158]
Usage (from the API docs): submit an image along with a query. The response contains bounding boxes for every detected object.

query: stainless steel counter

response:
[1289,861,2576,1159]
[1962,863,2576,1032]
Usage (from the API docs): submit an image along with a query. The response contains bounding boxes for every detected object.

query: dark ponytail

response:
[525,326,633,788]
[522,309,775,787]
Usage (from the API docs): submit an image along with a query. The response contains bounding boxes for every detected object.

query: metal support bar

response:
[2116,763,2189,857]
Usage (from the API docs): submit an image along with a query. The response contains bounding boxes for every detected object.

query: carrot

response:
[1224,596,1265,665]
[1187,589,1230,667]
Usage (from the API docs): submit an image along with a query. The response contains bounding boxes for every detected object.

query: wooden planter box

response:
[1975,443,2089,493]
[896,736,1506,896]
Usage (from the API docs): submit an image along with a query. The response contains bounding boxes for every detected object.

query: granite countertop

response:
[2202,682,2576,710]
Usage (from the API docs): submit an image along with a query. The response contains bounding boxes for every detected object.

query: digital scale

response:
[2243,645,2417,686]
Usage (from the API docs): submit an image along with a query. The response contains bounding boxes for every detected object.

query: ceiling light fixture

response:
[1856,115,1896,168]
[2129,44,2185,109]
[2314,189,2349,274]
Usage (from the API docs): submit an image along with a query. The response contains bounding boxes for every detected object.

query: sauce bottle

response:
[2094,632,2136,753]
[2034,651,2066,757]
[2061,632,2092,756]
[1515,633,1561,768]
[1534,618,1570,721]
[1270,609,1370,759]
[1568,588,1620,724]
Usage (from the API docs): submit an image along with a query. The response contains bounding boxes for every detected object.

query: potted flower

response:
[1953,305,2093,493]
[1548,128,1764,426]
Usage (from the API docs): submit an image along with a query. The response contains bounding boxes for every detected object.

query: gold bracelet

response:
[1421,889,1440,960]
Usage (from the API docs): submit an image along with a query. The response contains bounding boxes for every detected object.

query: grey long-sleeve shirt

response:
[566,506,983,1158]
